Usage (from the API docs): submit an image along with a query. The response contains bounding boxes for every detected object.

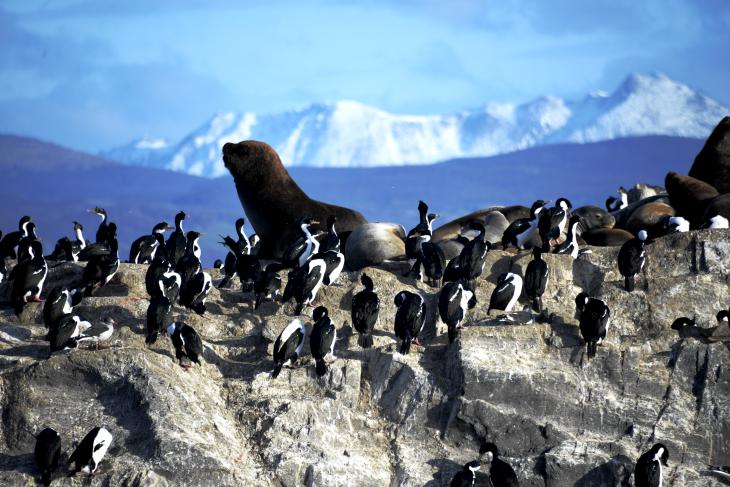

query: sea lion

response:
[625,202,675,235]
[611,194,669,229]
[572,206,615,231]
[689,116,730,194]
[432,206,527,243]
[344,223,406,270]
[582,228,634,247]
[222,140,367,258]
[665,171,720,226]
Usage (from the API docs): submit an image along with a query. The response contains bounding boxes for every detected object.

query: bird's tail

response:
[145,332,158,345]
[531,297,542,314]
[41,470,52,486]
[192,303,206,315]
[294,303,304,315]
[218,276,230,288]
[358,333,373,349]
[448,325,458,344]
[255,294,263,310]
[315,358,328,377]
[271,363,283,379]
[587,340,597,359]
[400,332,412,355]
[624,276,634,292]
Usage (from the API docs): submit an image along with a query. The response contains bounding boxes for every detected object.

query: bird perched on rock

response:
[166,211,188,266]
[10,240,47,315]
[43,286,81,330]
[553,215,584,258]
[480,442,519,486]
[34,427,61,487]
[439,280,477,343]
[311,249,345,286]
[0,215,32,264]
[488,265,523,318]
[501,200,548,251]
[606,187,628,212]
[47,221,86,262]
[77,317,116,349]
[219,217,251,288]
[146,280,174,346]
[394,290,426,354]
[671,317,719,342]
[310,306,337,377]
[618,229,647,292]
[351,273,380,349]
[68,427,112,476]
[456,221,490,286]
[410,238,446,287]
[718,309,730,326]
[282,256,327,315]
[254,263,283,310]
[167,322,204,367]
[539,198,572,251]
[575,292,610,359]
[524,247,549,320]
[319,215,341,253]
[129,221,172,264]
[77,222,117,262]
[271,318,306,379]
[145,255,181,301]
[88,207,110,245]
[635,443,669,487]
[282,217,320,268]
[48,314,91,353]
[80,227,119,296]
[405,201,438,261]
[220,234,260,292]
[450,460,480,487]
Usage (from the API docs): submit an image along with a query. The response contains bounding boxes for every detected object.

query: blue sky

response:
[1,0,729,152]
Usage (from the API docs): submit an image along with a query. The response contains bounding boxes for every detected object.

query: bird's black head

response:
[575,292,589,311]
[153,222,172,233]
[313,306,328,321]
[530,200,548,217]
[73,221,83,231]
[394,291,409,307]
[427,213,439,224]
[213,259,223,269]
[649,443,669,466]
[89,207,106,217]
[18,215,32,229]
[556,198,573,211]
[469,220,486,236]
[532,246,543,258]
[671,317,695,330]
[479,442,500,460]
[360,273,374,290]
[417,200,428,215]
[175,211,187,223]
[326,215,337,228]
[235,218,246,232]
[606,196,618,211]
[717,310,730,325]
[187,230,201,241]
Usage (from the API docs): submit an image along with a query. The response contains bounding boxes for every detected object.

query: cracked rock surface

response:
[0,229,729,486]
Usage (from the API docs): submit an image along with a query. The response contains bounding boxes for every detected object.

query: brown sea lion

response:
[222,140,367,258]
[572,206,615,231]
[689,116,730,194]
[665,171,719,226]
[432,206,528,242]
[345,223,406,270]
[625,202,675,235]
[582,228,635,247]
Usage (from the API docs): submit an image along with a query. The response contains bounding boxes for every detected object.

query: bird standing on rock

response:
[439,280,476,343]
[310,306,337,377]
[166,211,188,266]
[88,207,110,245]
[271,318,306,379]
[81,226,119,296]
[538,198,572,251]
[488,264,523,318]
[618,229,647,292]
[282,217,320,268]
[351,273,380,349]
[167,322,204,367]
[10,240,48,315]
[68,427,112,476]
[575,292,610,360]
[281,256,327,315]
[480,442,519,486]
[220,218,251,288]
[254,263,283,309]
[405,201,437,261]
[524,247,549,320]
[34,427,61,487]
[129,221,172,264]
[319,215,341,252]
[394,290,426,354]
[501,200,547,251]
[450,460,480,487]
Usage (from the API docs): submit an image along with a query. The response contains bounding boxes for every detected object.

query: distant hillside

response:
[0,134,703,263]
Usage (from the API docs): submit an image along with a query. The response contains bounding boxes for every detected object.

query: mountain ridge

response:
[103,73,728,177]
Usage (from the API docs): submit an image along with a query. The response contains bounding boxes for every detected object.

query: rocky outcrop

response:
[690,116,730,194]
[1,229,729,486]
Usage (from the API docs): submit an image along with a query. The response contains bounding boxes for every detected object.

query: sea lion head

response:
[572,206,616,230]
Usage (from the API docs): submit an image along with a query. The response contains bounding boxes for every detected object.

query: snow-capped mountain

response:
[103,73,728,177]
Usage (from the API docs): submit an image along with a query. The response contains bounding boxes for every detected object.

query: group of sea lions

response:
[223,116,730,269]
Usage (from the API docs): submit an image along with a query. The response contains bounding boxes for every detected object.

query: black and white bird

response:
[48,314,91,353]
[351,273,380,349]
[10,240,48,315]
[456,221,490,286]
[618,229,647,292]
[146,288,173,346]
[68,426,112,476]
[220,234,261,292]
[47,221,86,262]
[412,238,446,287]
[700,214,729,229]
[35,427,61,486]
[663,216,689,234]
[282,256,327,315]
[249,233,262,256]
[671,317,719,342]
[282,217,320,268]
[439,280,477,343]
[394,290,426,355]
[88,207,110,245]
[213,259,223,269]
[310,306,337,377]
[606,186,628,212]
[81,230,119,296]
[16,221,39,262]
[319,215,341,252]
[219,218,251,288]
[166,211,188,266]
[450,460,480,487]
[553,215,583,258]
[538,198,572,250]
[43,286,81,330]
[77,317,116,349]
[129,221,172,264]
[167,322,204,367]
[311,249,345,286]
[254,263,283,309]
[179,270,212,315]
[480,442,519,487]
[405,201,439,260]
[718,309,730,327]
[705,466,730,484]
[488,266,523,316]
[175,230,203,287]
[501,200,548,251]
[145,255,181,300]
[0,215,32,263]
[77,222,117,262]
[524,247,549,320]
[635,443,669,487]
[575,292,610,359]
[271,318,306,379]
